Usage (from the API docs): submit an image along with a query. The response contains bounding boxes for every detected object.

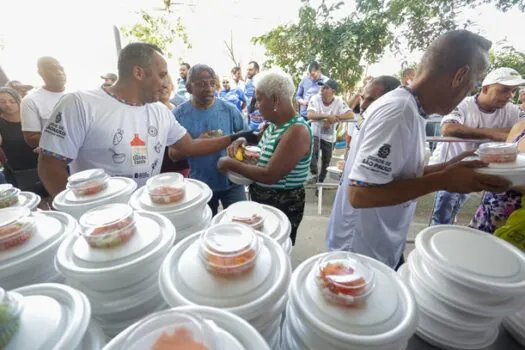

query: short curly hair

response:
[253,69,295,101]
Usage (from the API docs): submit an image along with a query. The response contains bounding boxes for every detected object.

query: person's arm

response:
[337,110,354,120]
[23,132,41,149]
[218,124,310,184]
[296,79,307,105]
[441,123,510,141]
[20,98,42,149]
[38,152,70,197]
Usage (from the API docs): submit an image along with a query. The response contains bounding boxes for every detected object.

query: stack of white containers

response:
[129,174,213,244]
[55,204,176,338]
[53,169,137,220]
[103,306,270,350]
[159,223,291,348]
[503,304,525,346]
[0,208,77,289]
[3,283,106,349]
[401,225,525,350]
[282,251,418,350]
[211,201,293,256]
[0,184,40,211]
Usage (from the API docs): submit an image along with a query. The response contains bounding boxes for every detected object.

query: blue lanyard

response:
[401,86,427,118]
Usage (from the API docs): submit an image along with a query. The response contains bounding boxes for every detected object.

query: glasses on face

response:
[193,79,217,89]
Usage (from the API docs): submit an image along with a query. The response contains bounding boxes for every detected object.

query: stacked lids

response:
[403,225,525,349]
[55,203,176,337]
[282,251,418,350]
[503,304,525,346]
[54,169,138,220]
[0,184,40,211]
[129,176,212,241]
[3,283,104,350]
[159,224,291,346]
[103,306,270,350]
[211,201,292,255]
[0,209,76,290]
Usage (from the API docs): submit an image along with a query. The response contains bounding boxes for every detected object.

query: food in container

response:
[315,252,375,307]
[0,184,20,209]
[0,208,35,251]
[199,224,259,277]
[122,310,215,350]
[67,169,109,196]
[478,142,519,163]
[79,204,136,248]
[233,146,261,165]
[0,288,23,348]
[227,202,265,230]
[146,173,186,205]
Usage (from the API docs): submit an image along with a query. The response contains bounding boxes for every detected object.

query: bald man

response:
[21,56,66,149]
[326,30,511,269]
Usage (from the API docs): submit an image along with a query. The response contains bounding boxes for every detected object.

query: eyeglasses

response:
[193,79,218,89]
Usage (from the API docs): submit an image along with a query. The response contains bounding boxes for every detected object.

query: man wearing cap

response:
[307,79,353,183]
[429,67,525,225]
[101,73,117,87]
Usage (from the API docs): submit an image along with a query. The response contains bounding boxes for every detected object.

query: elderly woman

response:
[218,70,313,245]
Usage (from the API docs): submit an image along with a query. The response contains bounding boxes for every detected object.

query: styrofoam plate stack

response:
[503,303,525,347]
[55,209,176,338]
[402,225,525,350]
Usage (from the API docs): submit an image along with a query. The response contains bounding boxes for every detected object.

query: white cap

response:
[482,67,525,87]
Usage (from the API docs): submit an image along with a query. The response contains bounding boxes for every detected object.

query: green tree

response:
[120,10,191,59]
[253,0,391,93]
[356,0,525,52]
[489,45,525,73]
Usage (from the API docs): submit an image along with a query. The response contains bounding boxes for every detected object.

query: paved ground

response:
[290,148,483,269]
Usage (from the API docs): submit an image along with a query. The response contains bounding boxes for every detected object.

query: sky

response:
[1,0,524,91]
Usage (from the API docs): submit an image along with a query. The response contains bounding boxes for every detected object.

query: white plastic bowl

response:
[475,153,525,186]
[228,172,254,185]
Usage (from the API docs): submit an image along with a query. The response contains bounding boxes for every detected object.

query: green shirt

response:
[256,115,312,189]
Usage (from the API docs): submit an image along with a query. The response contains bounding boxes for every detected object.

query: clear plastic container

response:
[67,169,109,196]
[146,173,186,205]
[242,146,261,165]
[0,288,24,348]
[227,202,265,230]
[0,184,20,209]
[79,204,136,248]
[121,309,217,350]
[478,142,519,163]
[199,224,260,277]
[315,252,375,307]
[0,207,35,251]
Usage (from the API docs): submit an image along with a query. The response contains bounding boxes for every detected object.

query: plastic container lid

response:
[315,252,375,307]
[416,225,525,295]
[0,184,20,209]
[146,173,186,205]
[478,142,519,163]
[79,204,136,249]
[67,169,110,197]
[121,310,217,350]
[199,224,259,276]
[225,202,265,230]
[0,207,35,252]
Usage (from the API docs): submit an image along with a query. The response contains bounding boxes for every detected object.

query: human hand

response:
[440,160,511,193]
[326,115,338,124]
[218,156,235,174]
[227,138,247,159]
[33,147,43,155]
[446,149,477,166]
[490,131,510,142]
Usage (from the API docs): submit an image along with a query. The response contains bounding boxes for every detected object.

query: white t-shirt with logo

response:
[39,87,187,187]
[326,88,426,268]
[429,96,525,165]
[308,94,351,143]
[21,87,65,132]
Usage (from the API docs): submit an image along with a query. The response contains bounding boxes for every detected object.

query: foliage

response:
[253,0,392,93]
[489,45,525,74]
[356,0,525,52]
[120,10,191,59]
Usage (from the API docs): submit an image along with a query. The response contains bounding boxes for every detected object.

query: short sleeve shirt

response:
[39,87,186,187]
[307,94,351,143]
[326,87,426,268]
[20,87,65,132]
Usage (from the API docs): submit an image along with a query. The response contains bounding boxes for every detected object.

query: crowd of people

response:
[0,28,524,270]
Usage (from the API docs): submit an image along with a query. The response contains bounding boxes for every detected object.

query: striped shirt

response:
[256,115,312,189]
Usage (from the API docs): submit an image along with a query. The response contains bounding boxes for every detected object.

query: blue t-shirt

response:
[219,88,246,112]
[174,99,246,192]
[244,78,255,105]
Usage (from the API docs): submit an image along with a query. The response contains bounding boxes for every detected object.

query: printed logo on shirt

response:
[377,144,391,159]
[44,116,67,139]
[55,112,62,123]
[148,126,158,137]
[133,172,150,179]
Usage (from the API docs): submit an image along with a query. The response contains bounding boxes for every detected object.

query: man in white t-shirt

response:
[20,57,66,149]
[38,43,261,195]
[307,79,353,182]
[325,30,511,269]
[429,67,525,225]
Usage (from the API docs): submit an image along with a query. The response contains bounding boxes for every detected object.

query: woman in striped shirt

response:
[218,70,313,245]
